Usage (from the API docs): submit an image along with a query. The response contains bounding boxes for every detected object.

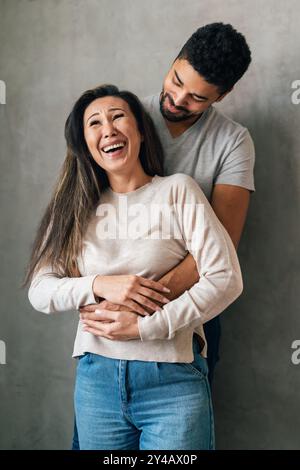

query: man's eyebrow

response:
[86,107,125,123]
[174,69,208,101]
[174,70,184,85]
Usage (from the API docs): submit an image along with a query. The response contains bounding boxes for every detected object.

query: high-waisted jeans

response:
[74,335,215,450]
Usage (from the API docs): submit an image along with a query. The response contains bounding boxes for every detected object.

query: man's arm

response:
[211,184,250,249]
[158,252,199,301]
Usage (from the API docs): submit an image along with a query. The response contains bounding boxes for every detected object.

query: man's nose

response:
[174,91,188,107]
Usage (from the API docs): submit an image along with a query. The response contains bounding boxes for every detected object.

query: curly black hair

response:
[176,23,251,93]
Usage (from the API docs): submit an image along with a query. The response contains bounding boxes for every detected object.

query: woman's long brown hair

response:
[22,85,164,286]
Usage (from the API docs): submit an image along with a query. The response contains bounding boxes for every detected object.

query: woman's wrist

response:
[92,274,104,299]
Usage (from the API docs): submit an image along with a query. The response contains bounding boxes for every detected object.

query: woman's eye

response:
[113,113,124,120]
[90,120,100,126]
[172,79,180,87]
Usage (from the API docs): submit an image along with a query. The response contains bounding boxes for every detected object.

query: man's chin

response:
[161,108,192,122]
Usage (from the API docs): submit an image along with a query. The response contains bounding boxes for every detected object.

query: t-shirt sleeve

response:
[28,265,99,314]
[138,175,243,341]
[214,128,255,192]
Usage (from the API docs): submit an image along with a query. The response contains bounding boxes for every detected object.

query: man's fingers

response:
[80,312,113,321]
[79,303,99,313]
[98,300,122,311]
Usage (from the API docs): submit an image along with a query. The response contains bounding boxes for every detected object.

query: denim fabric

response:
[73,335,215,450]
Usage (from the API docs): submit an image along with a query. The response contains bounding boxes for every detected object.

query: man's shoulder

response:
[141,94,159,112]
[209,106,250,139]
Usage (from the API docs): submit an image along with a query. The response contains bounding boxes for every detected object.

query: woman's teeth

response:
[103,142,125,153]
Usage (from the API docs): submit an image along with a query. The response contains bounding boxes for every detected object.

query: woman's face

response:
[83,96,143,177]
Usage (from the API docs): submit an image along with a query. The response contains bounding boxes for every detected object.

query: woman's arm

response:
[137,175,243,341]
[28,267,99,313]
[28,267,169,316]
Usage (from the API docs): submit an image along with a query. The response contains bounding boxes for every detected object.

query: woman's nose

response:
[103,122,117,138]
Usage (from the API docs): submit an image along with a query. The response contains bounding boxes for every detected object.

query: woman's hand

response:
[82,308,141,341]
[92,275,170,316]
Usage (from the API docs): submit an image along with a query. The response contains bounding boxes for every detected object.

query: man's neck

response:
[164,113,203,138]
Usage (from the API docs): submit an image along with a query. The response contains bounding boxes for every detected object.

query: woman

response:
[24,84,243,450]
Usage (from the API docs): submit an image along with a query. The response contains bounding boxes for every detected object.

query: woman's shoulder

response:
[155,172,196,186]
[154,173,207,200]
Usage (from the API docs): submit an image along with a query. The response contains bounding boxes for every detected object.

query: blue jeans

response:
[73,335,215,450]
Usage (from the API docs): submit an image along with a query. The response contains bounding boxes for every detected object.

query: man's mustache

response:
[165,93,189,113]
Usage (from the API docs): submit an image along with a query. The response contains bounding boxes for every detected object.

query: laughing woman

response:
[24,84,243,450]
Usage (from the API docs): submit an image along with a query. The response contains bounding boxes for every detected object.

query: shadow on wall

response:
[213,104,300,449]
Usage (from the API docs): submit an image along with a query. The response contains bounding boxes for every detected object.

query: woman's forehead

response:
[85,96,129,116]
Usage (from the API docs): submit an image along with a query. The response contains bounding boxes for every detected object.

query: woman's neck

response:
[108,167,152,194]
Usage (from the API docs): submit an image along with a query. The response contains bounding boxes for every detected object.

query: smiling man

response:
[74,22,255,450]
[140,22,255,379]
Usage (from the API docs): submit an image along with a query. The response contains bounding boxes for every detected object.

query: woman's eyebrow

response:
[86,107,125,124]
[86,112,100,123]
[108,107,125,112]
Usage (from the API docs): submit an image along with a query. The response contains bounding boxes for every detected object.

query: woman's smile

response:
[100,140,127,160]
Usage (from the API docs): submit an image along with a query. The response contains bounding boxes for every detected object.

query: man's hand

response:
[80,299,124,316]
[81,308,141,341]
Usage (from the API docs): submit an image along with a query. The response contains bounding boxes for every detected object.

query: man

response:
[74,22,255,449]
[141,22,255,381]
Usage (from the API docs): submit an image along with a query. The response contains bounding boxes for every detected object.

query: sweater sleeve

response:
[138,175,243,341]
[28,265,99,314]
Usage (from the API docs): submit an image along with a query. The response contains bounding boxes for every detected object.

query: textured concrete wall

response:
[0,0,299,449]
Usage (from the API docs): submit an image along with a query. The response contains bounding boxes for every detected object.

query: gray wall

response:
[0,0,299,449]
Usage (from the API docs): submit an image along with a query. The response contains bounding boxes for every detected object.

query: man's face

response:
[160,58,227,122]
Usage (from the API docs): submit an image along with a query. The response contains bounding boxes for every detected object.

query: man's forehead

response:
[169,59,220,95]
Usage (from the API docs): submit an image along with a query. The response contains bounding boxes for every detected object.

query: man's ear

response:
[216,86,234,102]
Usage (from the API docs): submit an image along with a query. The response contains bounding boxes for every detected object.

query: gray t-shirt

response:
[142,94,255,201]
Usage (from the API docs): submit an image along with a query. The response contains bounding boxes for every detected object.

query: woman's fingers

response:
[122,300,149,316]
[131,293,163,313]
[138,286,170,304]
[138,277,171,293]
[80,312,112,321]
[83,325,113,339]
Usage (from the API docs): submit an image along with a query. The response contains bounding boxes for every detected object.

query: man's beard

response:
[159,92,195,122]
